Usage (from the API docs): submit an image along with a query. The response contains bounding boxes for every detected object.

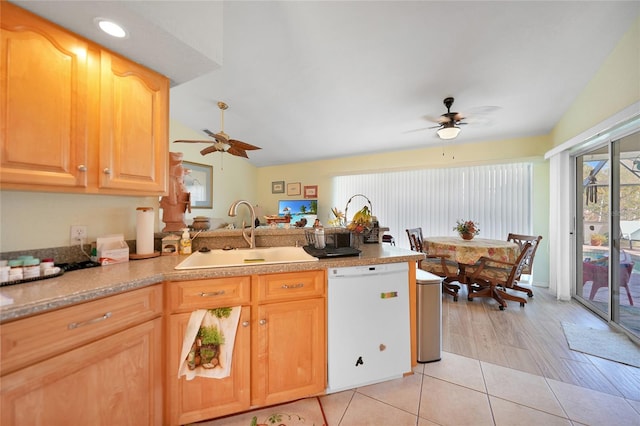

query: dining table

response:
[423,236,520,284]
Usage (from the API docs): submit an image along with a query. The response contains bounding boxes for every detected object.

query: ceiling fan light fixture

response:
[437,126,461,140]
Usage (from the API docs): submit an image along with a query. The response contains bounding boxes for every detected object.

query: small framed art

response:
[272,181,285,194]
[286,182,301,196]
[304,185,318,199]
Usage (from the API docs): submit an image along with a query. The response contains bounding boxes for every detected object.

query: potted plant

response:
[454,220,480,240]
[590,233,607,246]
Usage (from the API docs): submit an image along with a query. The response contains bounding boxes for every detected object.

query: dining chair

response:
[464,242,533,310]
[506,233,542,298]
[405,228,460,301]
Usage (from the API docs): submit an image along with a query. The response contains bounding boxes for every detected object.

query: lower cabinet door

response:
[168,307,250,425]
[0,318,162,426]
[253,298,326,407]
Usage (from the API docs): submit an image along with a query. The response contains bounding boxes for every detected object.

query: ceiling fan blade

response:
[203,129,217,138]
[175,139,216,144]
[227,146,249,158]
[229,139,261,151]
[200,145,222,156]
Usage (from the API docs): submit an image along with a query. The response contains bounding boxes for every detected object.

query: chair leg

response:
[442,278,460,301]
[511,282,533,298]
[467,281,508,310]
[496,288,527,307]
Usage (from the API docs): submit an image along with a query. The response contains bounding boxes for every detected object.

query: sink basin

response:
[174,246,319,270]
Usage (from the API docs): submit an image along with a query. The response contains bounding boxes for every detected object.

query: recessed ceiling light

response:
[95,18,127,38]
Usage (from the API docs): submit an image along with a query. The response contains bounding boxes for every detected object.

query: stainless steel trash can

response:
[416,269,442,363]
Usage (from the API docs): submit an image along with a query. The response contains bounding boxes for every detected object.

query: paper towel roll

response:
[136,207,155,255]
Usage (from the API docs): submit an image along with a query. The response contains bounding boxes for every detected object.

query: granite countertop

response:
[0,245,423,323]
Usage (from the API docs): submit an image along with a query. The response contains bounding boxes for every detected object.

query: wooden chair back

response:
[507,233,542,276]
[406,228,425,252]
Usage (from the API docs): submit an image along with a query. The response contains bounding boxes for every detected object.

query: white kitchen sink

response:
[174,246,319,270]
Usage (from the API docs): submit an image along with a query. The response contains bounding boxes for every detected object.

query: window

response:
[332,163,532,248]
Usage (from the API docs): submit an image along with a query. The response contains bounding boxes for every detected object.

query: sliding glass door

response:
[576,133,640,338]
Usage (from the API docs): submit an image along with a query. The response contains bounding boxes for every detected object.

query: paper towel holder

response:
[131,207,161,260]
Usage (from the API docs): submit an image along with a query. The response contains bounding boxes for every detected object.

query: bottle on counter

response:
[179,228,192,255]
[314,227,326,249]
[22,258,41,279]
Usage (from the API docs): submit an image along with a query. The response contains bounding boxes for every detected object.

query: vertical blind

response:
[332,163,532,249]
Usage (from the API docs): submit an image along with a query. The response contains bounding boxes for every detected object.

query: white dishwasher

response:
[327,262,411,393]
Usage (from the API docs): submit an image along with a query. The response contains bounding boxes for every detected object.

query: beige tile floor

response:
[319,351,640,426]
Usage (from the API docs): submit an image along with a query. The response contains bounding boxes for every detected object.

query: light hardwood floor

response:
[442,285,640,401]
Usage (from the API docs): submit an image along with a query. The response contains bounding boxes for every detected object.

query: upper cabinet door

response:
[99,52,168,194]
[0,4,89,188]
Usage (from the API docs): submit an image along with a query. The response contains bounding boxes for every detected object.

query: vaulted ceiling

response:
[11,1,640,167]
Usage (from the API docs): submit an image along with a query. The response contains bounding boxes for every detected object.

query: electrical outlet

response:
[70,225,87,246]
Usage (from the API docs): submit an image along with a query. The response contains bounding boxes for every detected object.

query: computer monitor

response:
[278,199,317,226]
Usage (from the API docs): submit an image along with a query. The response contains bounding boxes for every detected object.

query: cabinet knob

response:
[103,168,111,175]
[259,319,267,325]
[77,165,87,172]
[242,321,250,327]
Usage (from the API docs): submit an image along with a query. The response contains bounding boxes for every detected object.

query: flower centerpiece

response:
[454,220,480,240]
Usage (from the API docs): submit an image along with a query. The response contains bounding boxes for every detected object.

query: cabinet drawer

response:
[256,270,325,302]
[167,276,251,312]
[0,284,162,376]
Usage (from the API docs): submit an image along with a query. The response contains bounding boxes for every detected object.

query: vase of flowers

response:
[454,220,480,240]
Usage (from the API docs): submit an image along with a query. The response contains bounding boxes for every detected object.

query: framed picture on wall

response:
[272,181,285,194]
[304,185,318,199]
[183,161,213,208]
[286,182,301,196]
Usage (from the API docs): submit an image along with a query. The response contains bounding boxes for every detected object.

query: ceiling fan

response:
[174,101,261,158]
[430,97,466,140]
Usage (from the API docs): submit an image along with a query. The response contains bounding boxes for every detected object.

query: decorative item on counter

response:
[160,152,191,232]
[313,219,322,228]
[192,216,211,231]
[328,207,345,227]
[344,194,381,245]
[180,228,192,255]
[162,234,180,256]
[454,219,480,240]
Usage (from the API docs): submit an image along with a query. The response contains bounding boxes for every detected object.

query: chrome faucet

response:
[228,200,257,248]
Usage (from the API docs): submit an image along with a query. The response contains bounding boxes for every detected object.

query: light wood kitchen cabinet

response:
[166,276,252,425]
[252,270,326,407]
[0,285,163,425]
[165,270,326,425]
[0,2,92,189]
[98,51,168,194]
[0,2,168,195]
[168,308,251,425]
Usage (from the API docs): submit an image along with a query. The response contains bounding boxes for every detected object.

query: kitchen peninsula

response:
[0,243,423,425]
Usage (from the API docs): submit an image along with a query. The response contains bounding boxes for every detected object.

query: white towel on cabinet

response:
[178,306,241,380]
